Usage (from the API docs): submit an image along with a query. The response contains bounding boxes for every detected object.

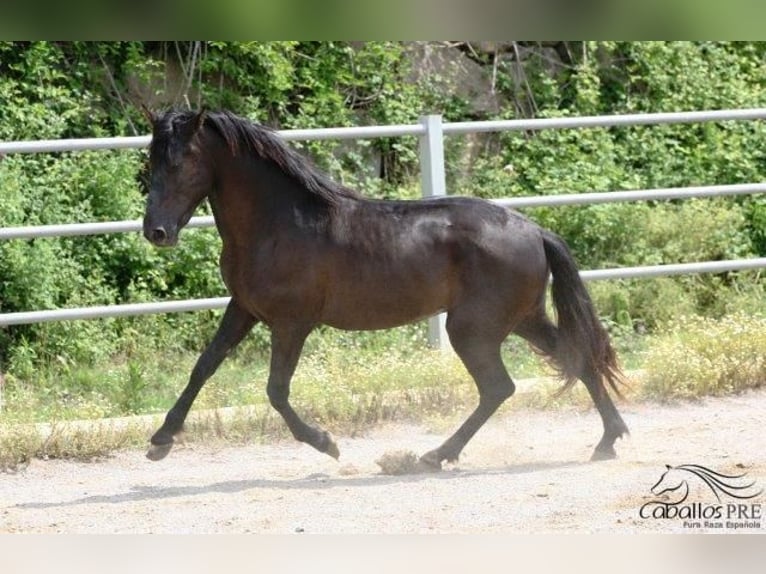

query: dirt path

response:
[1,390,764,534]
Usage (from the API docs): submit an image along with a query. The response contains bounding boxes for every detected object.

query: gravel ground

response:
[1,389,764,534]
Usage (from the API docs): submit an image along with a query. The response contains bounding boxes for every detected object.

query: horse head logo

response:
[651,464,762,504]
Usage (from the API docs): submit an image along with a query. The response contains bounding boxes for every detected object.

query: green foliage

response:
[196,41,424,191]
[457,42,765,328]
[744,195,766,255]
[0,40,764,401]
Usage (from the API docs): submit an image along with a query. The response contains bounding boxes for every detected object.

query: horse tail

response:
[541,230,625,398]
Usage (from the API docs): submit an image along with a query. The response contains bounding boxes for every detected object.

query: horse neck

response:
[208,148,331,243]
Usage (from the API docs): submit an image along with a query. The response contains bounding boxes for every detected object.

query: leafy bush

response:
[1,40,766,382]
[641,313,766,400]
[455,42,766,329]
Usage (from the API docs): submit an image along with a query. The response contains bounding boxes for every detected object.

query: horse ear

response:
[140,102,157,126]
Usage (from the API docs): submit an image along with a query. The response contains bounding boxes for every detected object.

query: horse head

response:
[142,108,212,247]
[651,464,689,502]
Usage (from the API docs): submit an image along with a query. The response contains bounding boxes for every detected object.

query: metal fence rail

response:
[495,182,766,208]
[3,107,766,154]
[441,107,766,134]
[0,257,764,327]
[2,108,766,346]
[3,182,765,241]
[0,216,215,241]
[0,297,232,327]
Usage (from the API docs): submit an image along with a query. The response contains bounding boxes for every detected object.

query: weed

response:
[640,313,766,400]
[1,315,763,466]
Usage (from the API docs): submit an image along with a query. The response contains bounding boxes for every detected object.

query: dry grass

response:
[375,449,420,475]
[2,313,763,470]
[639,313,766,400]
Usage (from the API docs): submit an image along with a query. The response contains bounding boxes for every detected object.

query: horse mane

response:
[202,110,361,207]
[674,464,762,501]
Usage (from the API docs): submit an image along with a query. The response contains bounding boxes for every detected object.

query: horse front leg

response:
[147,300,257,461]
[267,323,340,460]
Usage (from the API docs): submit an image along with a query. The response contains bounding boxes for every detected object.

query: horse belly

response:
[321,267,450,331]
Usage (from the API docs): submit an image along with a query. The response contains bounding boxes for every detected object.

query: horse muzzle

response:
[143,221,179,247]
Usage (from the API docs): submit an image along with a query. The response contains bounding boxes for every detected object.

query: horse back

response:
[315,196,547,330]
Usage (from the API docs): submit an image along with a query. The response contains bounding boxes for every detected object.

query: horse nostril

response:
[150,226,168,244]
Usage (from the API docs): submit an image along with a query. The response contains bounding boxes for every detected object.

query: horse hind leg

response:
[514,314,629,461]
[419,310,515,470]
[581,363,629,461]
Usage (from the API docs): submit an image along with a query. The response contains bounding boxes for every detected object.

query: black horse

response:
[141,108,629,469]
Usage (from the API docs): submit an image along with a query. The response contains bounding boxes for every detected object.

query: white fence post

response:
[419,114,450,351]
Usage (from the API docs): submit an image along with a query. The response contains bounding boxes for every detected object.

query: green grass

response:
[0,347,477,471]
[0,323,563,470]
[1,313,764,470]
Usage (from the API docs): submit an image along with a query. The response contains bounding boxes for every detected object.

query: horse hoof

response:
[590,447,617,461]
[416,452,443,473]
[146,442,173,461]
[323,433,340,460]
